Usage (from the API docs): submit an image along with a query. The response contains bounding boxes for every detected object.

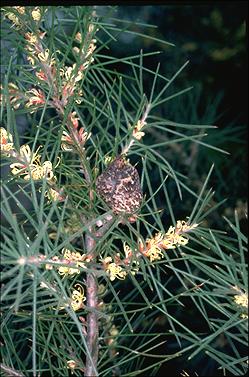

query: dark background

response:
[112,3,247,125]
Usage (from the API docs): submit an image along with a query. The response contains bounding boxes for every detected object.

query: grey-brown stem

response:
[0,363,25,377]
[85,232,99,377]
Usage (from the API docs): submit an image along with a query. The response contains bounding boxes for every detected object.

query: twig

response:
[122,102,151,155]
[95,214,115,238]
[0,364,25,377]
[85,230,99,377]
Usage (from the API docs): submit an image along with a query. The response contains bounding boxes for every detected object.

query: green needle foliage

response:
[0,6,247,377]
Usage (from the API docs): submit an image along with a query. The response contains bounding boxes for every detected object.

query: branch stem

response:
[85,231,99,377]
[122,102,151,155]
[0,363,24,377]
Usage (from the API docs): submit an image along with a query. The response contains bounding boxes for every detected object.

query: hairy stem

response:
[85,231,99,377]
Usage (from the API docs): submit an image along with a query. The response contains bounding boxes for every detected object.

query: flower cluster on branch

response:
[32,220,199,312]
[1,127,63,201]
[17,217,198,314]
[2,6,94,157]
[233,286,248,319]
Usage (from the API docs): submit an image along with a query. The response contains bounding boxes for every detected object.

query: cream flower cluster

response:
[56,284,86,312]
[43,249,88,312]
[102,256,127,281]
[23,26,97,107]
[61,125,91,152]
[233,288,248,319]
[140,221,198,261]
[1,127,62,201]
[132,119,146,141]
[0,83,22,110]
[101,221,198,281]
[57,248,88,277]
[47,220,198,287]
[2,9,95,154]
[70,284,86,311]
[0,127,14,155]
[73,26,97,70]
[10,144,57,183]
[4,7,42,29]
[40,221,198,313]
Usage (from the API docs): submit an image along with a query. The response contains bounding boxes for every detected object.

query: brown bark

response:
[84,232,99,377]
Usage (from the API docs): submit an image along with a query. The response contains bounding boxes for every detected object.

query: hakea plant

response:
[1,6,247,377]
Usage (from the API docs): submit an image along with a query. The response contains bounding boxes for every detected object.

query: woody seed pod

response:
[96,155,142,215]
